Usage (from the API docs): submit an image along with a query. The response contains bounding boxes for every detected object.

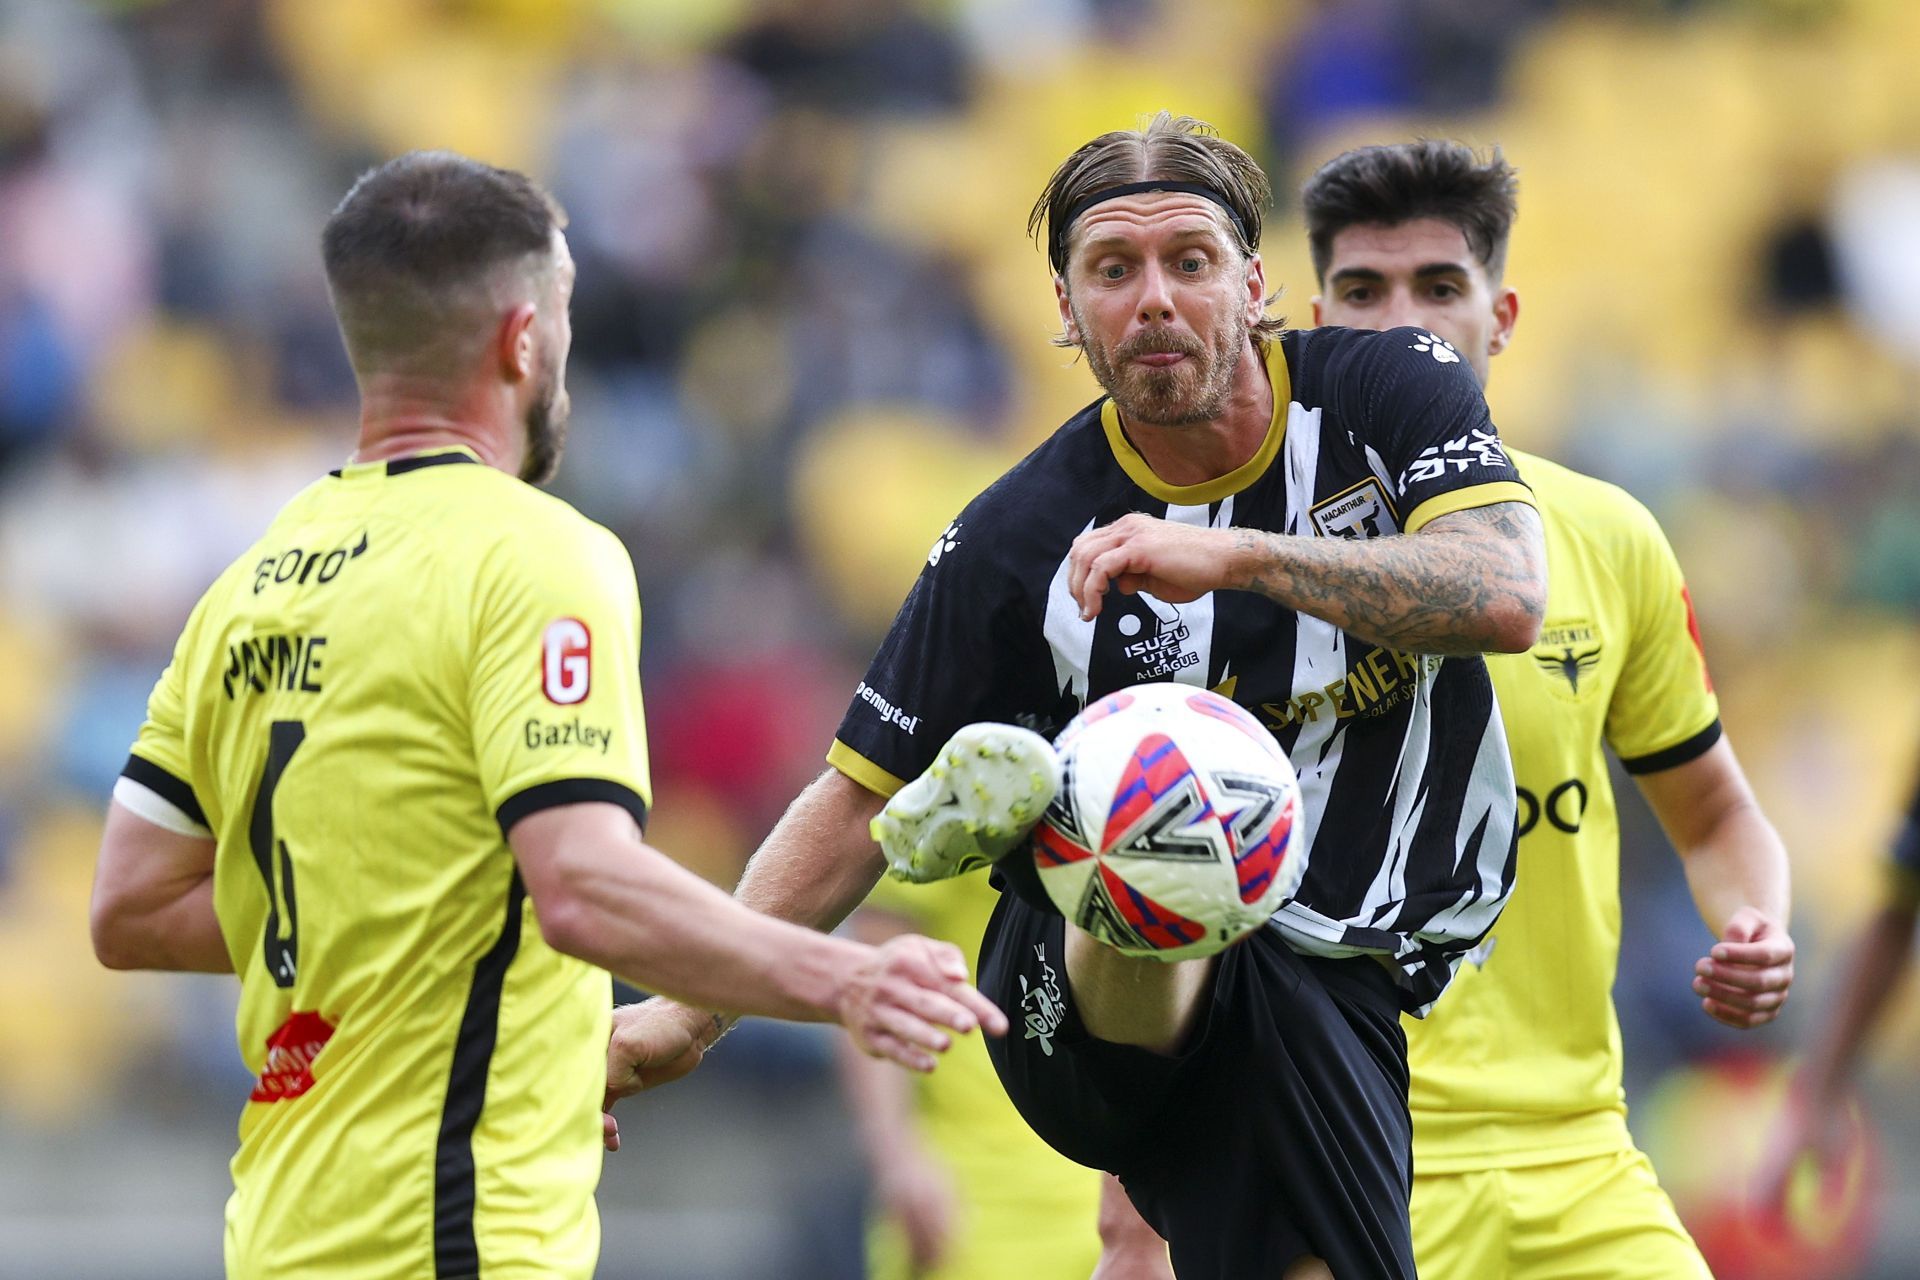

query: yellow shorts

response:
[867,1205,1100,1280]
[1412,1146,1710,1280]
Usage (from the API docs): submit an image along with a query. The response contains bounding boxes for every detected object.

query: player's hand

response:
[1754,1083,1851,1213]
[873,1142,957,1272]
[1692,906,1794,1029]
[603,999,715,1147]
[1068,514,1238,621]
[837,935,1008,1072]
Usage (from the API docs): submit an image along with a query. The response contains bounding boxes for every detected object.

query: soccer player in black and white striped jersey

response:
[610,113,1547,1280]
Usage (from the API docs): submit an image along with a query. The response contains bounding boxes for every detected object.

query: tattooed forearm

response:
[1232,501,1546,656]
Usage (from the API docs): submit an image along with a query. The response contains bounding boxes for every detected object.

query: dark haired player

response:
[614,112,1546,1279]
[1301,139,1793,1278]
[88,150,1002,1279]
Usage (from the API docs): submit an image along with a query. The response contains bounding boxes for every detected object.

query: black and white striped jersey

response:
[831,325,1533,1014]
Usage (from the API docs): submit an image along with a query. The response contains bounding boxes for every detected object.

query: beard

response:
[518,360,570,485]
[1079,304,1249,428]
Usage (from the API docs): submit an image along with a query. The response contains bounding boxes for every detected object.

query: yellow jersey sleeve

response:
[1604,497,1721,772]
[123,600,210,828]
[470,521,653,837]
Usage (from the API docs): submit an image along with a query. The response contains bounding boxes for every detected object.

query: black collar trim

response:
[329,452,482,479]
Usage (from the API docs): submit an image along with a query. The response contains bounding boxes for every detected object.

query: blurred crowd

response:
[2,0,1918,1275]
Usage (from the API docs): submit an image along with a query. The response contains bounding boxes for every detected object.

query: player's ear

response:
[1310,293,1325,327]
[1488,286,1519,358]
[1054,275,1080,346]
[1242,254,1266,326]
[499,303,539,383]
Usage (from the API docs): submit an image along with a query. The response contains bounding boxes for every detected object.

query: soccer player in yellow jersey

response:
[838,873,1104,1280]
[1301,139,1797,1277]
[87,151,1004,1280]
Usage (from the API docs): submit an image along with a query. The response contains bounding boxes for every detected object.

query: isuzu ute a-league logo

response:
[1117,595,1199,680]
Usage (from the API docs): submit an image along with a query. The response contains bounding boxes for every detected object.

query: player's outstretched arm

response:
[91,801,232,973]
[623,767,911,1022]
[1635,737,1793,1029]
[1755,895,1916,1208]
[1066,503,1546,656]
[510,798,1006,1070]
[602,768,937,1115]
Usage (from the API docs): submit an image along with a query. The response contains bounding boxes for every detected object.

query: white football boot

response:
[872,722,1062,883]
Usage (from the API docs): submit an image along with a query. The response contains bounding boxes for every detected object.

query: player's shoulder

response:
[954,398,1117,544]
[421,463,630,570]
[1511,448,1668,551]
[1285,324,1470,406]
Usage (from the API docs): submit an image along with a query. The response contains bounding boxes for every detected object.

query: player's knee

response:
[1064,927,1215,1055]
[1281,1254,1333,1280]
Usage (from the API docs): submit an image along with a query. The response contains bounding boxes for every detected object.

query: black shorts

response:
[979,891,1415,1280]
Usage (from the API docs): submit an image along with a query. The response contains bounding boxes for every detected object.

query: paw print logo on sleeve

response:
[1410,332,1461,364]
[926,522,962,568]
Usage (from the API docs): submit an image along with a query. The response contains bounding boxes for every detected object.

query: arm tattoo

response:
[1234,501,1546,656]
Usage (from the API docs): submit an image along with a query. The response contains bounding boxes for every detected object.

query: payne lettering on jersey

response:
[223,633,328,698]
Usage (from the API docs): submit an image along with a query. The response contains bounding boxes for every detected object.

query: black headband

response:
[1052,181,1254,272]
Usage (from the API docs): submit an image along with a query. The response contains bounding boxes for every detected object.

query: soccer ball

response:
[1031,682,1304,961]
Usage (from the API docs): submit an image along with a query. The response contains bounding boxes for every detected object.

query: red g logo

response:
[542,618,591,704]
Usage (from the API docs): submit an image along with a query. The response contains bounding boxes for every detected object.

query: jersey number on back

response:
[249,720,306,988]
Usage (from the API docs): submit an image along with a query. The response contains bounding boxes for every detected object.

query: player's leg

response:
[1509,1147,1711,1280]
[1121,937,1417,1280]
[977,896,1333,1276]
[877,723,1217,1059]
[1062,923,1215,1055]
[975,894,1195,1173]
[889,728,1407,1274]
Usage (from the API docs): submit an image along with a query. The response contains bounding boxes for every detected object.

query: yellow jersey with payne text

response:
[120,448,651,1278]
[1405,449,1721,1171]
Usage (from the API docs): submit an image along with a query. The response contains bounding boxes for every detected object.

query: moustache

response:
[1117,330,1205,361]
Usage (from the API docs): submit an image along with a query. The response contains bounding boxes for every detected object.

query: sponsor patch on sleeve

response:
[542,618,592,705]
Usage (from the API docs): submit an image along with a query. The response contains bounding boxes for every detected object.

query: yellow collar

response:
[1099,341,1290,505]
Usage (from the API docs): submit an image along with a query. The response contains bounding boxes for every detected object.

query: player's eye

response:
[1341,287,1373,304]
[1177,257,1204,273]
[1429,281,1461,299]
[1101,263,1127,281]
